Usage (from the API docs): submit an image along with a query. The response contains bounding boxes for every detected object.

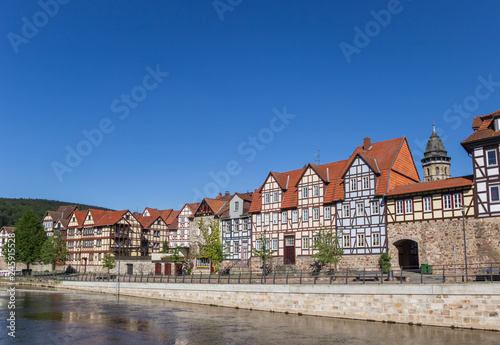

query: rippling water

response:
[0,287,498,344]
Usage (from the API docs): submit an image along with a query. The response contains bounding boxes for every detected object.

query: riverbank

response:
[3,279,499,331]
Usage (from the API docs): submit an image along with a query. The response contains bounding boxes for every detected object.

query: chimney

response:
[363,137,371,150]
[225,191,230,196]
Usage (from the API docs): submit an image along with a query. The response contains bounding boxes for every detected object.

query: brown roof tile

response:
[462,109,500,149]
[387,175,473,196]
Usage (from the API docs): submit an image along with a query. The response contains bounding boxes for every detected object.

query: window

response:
[247,219,252,230]
[273,213,278,224]
[324,206,331,220]
[313,184,319,197]
[98,253,101,261]
[343,204,350,218]
[256,215,262,226]
[234,241,239,253]
[256,239,262,250]
[234,201,239,211]
[371,200,379,215]
[405,199,413,213]
[272,238,278,250]
[264,193,270,204]
[222,221,227,233]
[342,235,350,248]
[264,214,270,226]
[356,203,364,216]
[303,209,309,221]
[265,239,270,250]
[273,191,279,203]
[292,210,298,223]
[197,258,210,268]
[302,186,309,198]
[357,234,365,247]
[423,196,432,212]
[443,194,453,210]
[312,235,319,247]
[285,237,295,246]
[454,193,462,209]
[363,176,369,189]
[281,211,287,223]
[372,233,380,246]
[350,178,357,191]
[302,237,309,249]
[487,149,498,166]
[313,208,319,220]
[490,186,500,202]
[396,200,404,214]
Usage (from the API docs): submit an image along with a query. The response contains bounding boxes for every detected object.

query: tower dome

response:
[421,124,451,182]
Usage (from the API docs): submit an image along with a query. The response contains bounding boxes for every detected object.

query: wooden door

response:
[284,236,295,265]
[241,242,248,265]
[164,263,171,275]
[155,263,161,275]
[175,263,183,275]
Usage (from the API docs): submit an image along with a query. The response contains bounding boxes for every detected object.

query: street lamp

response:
[460,205,468,282]
[263,227,267,281]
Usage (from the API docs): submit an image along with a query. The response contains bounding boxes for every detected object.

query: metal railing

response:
[46,262,500,285]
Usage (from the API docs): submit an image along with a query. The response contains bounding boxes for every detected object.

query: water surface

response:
[0,288,497,344]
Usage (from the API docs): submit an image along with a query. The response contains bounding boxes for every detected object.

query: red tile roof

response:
[1,227,15,234]
[250,137,420,211]
[387,175,473,196]
[93,210,129,227]
[462,109,500,150]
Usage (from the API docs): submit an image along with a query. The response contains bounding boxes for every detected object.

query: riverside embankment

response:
[46,280,500,331]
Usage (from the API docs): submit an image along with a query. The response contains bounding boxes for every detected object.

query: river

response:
[0,287,498,344]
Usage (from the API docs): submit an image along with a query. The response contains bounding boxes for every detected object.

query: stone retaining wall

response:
[61,281,500,331]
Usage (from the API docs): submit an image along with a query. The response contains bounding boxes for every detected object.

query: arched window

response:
[435,167,439,175]
[444,167,447,175]
[427,168,430,176]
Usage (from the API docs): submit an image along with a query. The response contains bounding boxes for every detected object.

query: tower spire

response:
[421,122,451,182]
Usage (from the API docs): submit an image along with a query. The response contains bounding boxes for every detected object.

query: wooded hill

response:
[0,198,111,228]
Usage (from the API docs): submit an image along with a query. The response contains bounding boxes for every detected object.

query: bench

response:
[353,271,381,282]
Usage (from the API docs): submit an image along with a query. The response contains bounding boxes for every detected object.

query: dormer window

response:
[234,201,239,212]
[495,118,500,132]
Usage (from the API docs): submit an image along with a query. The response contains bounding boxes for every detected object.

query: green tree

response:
[40,231,69,271]
[311,227,343,273]
[102,253,116,274]
[251,233,276,275]
[379,253,392,273]
[2,209,47,270]
[161,239,169,253]
[197,218,226,272]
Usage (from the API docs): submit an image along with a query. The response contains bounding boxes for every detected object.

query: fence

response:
[34,262,500,285]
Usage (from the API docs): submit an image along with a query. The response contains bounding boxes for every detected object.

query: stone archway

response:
[393,239,419,270]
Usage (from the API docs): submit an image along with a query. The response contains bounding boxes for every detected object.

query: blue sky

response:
[1,1,499,211]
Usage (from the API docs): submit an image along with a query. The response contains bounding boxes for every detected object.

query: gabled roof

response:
[387,175,473,196]
[86,209,106,225]
[142,207,173,222]
[1,227,15,234]
[165,210,180,229]
[326,137,420,202]
[73,211,87,226]
[461,109,500,150]
[93,210,129,227]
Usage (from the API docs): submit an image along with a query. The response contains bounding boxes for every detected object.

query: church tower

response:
[421,124,451,182]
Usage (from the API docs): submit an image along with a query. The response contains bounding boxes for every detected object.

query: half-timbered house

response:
[42,205,79,238]
[220,192,253,264]
[461,109,500,218]
[0,227,14,257]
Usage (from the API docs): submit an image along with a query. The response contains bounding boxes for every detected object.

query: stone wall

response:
[388,217,500,270]
[60,281,500,331]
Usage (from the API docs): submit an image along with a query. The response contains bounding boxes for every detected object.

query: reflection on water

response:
[0,287,498,345]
